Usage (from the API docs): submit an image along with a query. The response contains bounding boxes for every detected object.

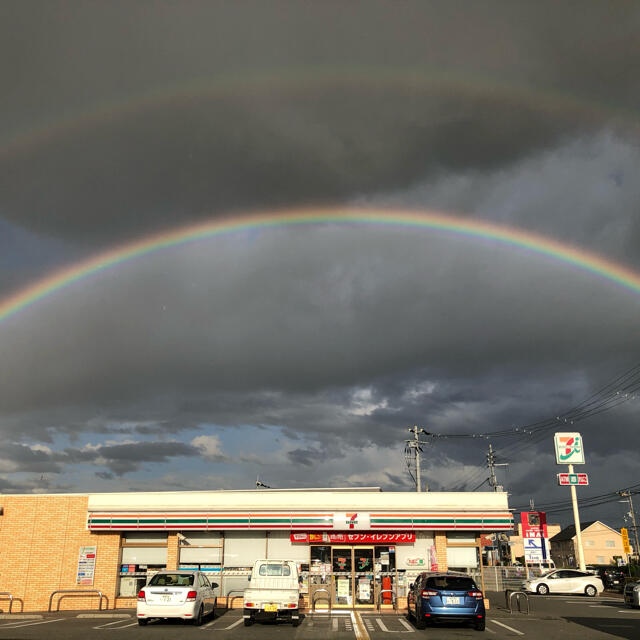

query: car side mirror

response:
[409,583,414,590]
[212,582,219,589]
[248,575,251,581]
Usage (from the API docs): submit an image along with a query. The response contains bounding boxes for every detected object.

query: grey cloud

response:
[1,3,639,248]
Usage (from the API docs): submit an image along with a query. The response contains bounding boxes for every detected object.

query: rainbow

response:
[2,65,637,160]
[1,207,640,324]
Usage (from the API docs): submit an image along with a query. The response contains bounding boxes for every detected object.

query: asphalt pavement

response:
[0,592,636,640]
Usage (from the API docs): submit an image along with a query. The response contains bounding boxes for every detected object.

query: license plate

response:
[444,597,460,605]
[264,604,278,612]
[161,595,172,603]
[613,580,619,584]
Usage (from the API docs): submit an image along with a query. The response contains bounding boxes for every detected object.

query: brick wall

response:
[0,495,121,612]
[434,532,448,570]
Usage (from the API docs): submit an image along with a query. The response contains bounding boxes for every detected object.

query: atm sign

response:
[557,473,589,486]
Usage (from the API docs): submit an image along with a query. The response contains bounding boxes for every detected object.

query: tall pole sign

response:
[554,432,586,571]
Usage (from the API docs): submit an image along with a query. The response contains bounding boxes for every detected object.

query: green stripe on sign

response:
[371,518,414,523]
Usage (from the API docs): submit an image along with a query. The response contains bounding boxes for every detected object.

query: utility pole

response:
[486,444,508,564]
[618,489,640,562]
[406,426,431,492]
[486,444,508,493]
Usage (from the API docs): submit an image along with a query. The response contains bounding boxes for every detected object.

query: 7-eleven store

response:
[0,488,512,612]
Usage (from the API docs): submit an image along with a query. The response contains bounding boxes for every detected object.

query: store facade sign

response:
[554,432,585,465]
[88,511,513,531]
[334,512,371,530]
[290,532,415,544]
[76,546,97,585]
[557,473,589,486]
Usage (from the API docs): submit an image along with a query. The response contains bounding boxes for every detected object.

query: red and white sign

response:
[290,532,415,544]
[557,473,589,486]
[521,511,548,539]
[333,512,371,530]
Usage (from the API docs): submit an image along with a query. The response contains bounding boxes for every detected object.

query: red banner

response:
[290,532,415,544]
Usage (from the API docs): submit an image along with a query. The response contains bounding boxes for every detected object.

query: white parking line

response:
[617,610,640,614]
[376,618,399,633]
[332,617,339,632]
[491,620,524,636]
[113,622,139,629]
[93,619,134,629]
[223,618,244,630]
[0,618,65,629]
[398,618,415,632]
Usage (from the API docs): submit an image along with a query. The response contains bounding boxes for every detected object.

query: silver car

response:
[623,580,640,608]
[522,569,603,597]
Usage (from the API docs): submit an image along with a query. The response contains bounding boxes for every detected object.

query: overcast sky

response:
[1,1,639,529]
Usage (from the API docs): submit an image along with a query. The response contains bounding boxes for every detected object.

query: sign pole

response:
[568,463,586,571]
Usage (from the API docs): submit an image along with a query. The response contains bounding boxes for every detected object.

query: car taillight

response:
[468,591,483,598]
[286,603,297,608]
[421,590,438,597]
[186,590,197,601]
[137,590,146,601]
[245,602,254,607]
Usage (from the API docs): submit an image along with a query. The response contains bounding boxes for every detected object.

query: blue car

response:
[408,573,485,631]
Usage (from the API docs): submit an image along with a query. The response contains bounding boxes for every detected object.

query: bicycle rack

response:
[48,589,105,612]
[225,590,246,610]
[376,588,398,612]
[311,588,331,612]
[505,589,530,615]
[0,593,13,614]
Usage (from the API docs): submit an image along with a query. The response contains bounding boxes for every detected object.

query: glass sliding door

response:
[353,547,375,607]
[332,546,353,607]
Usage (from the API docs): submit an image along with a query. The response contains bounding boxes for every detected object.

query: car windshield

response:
[426,576,476,590]
[148,573,195,587]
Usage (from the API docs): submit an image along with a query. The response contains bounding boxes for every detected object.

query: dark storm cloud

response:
[0,1,639,249]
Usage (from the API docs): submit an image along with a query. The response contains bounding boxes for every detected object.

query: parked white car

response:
[522,569,603,597]
[137,570,218,626]
[243,560,300,626]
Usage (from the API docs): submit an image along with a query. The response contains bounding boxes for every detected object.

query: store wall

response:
[0,495,120,612]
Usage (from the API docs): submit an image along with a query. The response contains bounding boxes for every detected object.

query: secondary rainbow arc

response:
[1,207,640,324]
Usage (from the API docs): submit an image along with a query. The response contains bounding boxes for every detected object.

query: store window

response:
[118,533,168,597]
[178,532,223,575]
[446,546,479,572]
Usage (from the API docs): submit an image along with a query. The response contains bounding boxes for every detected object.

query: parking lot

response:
[0,594,637,640]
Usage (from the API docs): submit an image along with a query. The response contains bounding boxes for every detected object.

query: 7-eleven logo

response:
[347,513,358,529]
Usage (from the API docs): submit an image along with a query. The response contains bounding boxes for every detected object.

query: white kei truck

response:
[242,560,301,626]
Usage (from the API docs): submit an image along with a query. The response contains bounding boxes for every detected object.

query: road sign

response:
[554,432,585,464]
[621,528,631,554]
[557,473,589,486]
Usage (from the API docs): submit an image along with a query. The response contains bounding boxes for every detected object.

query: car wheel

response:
[536,584,549,595]
[474,618,486,631]
[414,603,427,630]
[191,605,204,626]
[244,618,254,626]
[585,585,597,597]
[138,619,148,626]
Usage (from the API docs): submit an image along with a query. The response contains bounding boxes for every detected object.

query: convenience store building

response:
[0,488,512,612]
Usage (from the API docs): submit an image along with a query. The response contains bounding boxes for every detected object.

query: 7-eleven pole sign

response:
[554,432,587,571]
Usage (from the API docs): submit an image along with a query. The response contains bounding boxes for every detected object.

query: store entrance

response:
[331,546,375,608]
